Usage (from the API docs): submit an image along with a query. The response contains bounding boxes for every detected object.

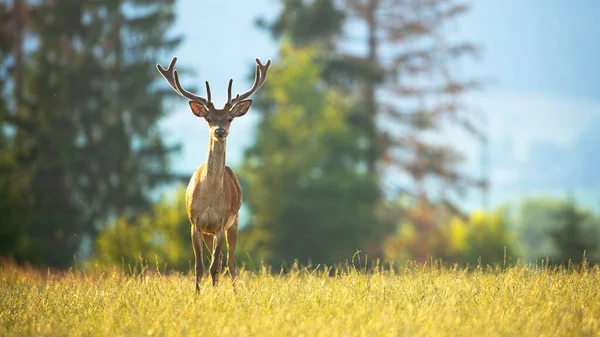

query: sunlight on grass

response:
[1,261,599,336]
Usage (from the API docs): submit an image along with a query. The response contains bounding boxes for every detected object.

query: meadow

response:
[1,261,599,337]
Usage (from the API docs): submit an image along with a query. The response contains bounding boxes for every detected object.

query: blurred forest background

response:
[1,0,599,272]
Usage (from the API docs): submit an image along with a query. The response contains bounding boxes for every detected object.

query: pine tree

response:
[548,199,600,266]
[262,0,487,199]
[0,0,30,260]
[0,0,182,267]
[239,43,387,266]
[256,0,486,264]
[342,0,487,263]
[344,0,486,200]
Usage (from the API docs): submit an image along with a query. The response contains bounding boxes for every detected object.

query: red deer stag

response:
[156,57,271,292]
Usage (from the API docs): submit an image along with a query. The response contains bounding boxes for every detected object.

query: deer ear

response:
[230,99,252,117]
[189,101,209,118]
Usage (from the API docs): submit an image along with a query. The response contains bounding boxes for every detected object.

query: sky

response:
[159,0,600,213]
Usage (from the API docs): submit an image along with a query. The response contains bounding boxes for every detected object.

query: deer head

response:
[156,57,271,141]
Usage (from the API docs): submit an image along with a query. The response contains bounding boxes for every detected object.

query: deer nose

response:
[215,128,226,138]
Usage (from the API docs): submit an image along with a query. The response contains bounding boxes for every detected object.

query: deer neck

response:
[201,137,226,191]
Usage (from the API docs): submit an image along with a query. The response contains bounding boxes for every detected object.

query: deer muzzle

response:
[214,128,226,139]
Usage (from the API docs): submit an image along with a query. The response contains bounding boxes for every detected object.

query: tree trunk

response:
[364,0,379,175]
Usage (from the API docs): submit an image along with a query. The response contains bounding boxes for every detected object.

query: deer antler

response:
[156,57,213,108]
[226,58,272,107]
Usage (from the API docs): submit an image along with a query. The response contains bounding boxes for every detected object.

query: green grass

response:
[1,261,599,337]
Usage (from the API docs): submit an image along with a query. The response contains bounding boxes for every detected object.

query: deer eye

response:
[227,117,233,122]
[205,117,211,123]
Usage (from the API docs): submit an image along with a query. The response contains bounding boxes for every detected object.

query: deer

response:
[156,57,271,292]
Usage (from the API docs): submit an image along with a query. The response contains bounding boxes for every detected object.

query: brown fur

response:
[156,56,270,293]
[185,163,241,232]
[186,109,249,292]
[224,166,242,213]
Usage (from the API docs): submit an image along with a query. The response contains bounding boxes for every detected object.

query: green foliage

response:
[255,0,384,101]
[446,209,515,267]
[258,0,486,268]
[256,0,345,48]
[548,199,600,265]
[383,196,450,264]
[240,42,387,266]
[516,197,600,265]
[2,264,600,336]
[384,196,513,267]
[0,0,181,268]
[0,152,29,261]
[0,2,29,263]
[94,186,192,273]
[515,198,564,262]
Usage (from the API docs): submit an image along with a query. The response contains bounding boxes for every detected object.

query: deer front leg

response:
[226,217,238,282]
[210,230,225,286]
[191,227,204,293]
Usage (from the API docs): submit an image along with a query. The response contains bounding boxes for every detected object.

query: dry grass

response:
[1,261,599,336]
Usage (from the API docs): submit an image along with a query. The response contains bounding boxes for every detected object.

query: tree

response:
[515,197,564,263]
[547,199,600,266]
[239,42,387,266]
[256,0,486,265]
[253,0,390,266]
[445,209,514,267]
[0,0,30,261]
[344,0,487,262]
[385,202,514,267]
[95,186,192,273]
[516,197,600,266]
[256,0,345,50]
[0,0,182,268]
[261,0,486,194]
[344,0,485,189]
[383,194,453,263]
